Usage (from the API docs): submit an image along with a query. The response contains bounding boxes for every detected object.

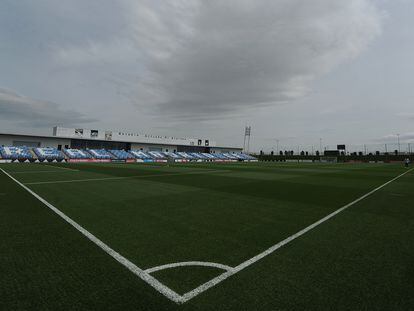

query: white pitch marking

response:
[179,168,413,303]
[42,164,79,171]
[1,167,411,304]
[10,170,76,174]
[0,168,184,304]
[145,261,233,274]
[23,169,229,186]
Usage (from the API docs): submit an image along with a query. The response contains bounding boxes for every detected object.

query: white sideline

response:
[145,261,233,274]
[23,169,229,185]
[43,164,79,171]
[9,170,77,174]
[0,168,184,304]
[179,168,414,302]
[1,167,411,304]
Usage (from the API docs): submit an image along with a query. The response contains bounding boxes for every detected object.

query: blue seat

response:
[33,148,65,161]
[0,146,34,160]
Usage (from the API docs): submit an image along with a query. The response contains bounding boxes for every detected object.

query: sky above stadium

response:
[1,0,414,151]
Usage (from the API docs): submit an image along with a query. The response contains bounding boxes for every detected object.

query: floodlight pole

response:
[243,126,251,154]
[247,127,251,154]
[397,133,400,153]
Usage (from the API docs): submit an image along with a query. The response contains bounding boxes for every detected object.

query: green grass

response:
[1,162,413,310]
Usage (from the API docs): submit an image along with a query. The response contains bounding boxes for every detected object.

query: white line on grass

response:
[0,168,184,304]
[179,168,413,303]
[43,164,79,171]
[9,170,78,174]
[23,169,229,185]
[1,167,411,304]
[145,261,233,274]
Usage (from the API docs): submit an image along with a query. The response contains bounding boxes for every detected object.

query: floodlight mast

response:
[243,126,251,153]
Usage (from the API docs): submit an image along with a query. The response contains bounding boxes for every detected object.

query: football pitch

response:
[1,162,413,310]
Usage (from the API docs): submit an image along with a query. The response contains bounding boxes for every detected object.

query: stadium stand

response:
[129,150,153,160]
[212,153,229,160]
[0,146,34,160]
[238,153,257,161]
[63,148,93,159]
[148,151,167,159]
[177,152,195,160]
[190,152,208,160]
[202,152,217,160]
[109,149,135,160]
[223,153,240,160]
[33,147,65,161]
[87,149,114,159]
[0,145,257,163]
[163,152,182,159]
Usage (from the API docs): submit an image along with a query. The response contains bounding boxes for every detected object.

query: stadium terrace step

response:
[0,146,256,163]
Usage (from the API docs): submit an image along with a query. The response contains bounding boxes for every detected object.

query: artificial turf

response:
[1,162,413,310]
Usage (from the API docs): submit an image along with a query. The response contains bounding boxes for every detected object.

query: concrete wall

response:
[0,134,71,148]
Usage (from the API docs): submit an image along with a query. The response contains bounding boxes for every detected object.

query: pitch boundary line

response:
[23,169,229,185]
[145,261,233,274]
[179,168,413,302]
[1,167,411,304]
[0,168,184,304]
[8,170,78,174]
[43,164,79,171]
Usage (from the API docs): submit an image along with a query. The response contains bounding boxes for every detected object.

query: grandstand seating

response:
[148,151,167,159]
[237,153,257,160]
[189,152,208,159]
[87,149,113,159]
[63,148,93,159]
[0,146,34,160]
[202,152,217,160]
[212,153,229,160]
[163,152,182,159]
[33,148,65,161]
[177,152,195,159]
[129,150,153,159]
[109,149,135,160]
[223,153,239,160]
[0,145,257,162]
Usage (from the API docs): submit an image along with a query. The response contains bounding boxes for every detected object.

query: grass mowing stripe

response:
[23,169,230,185]
[9,170,77,174]
[43,164,79,171]
[0,168,184,304]
[180,168,413,303]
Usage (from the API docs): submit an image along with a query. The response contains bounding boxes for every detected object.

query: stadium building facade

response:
[0,126,242,154]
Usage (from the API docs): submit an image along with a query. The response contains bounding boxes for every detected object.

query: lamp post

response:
[397,133,400,153]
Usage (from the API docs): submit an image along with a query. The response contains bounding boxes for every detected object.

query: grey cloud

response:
[396,112,414,120]
[47,1,383,121]
[0,89,96,127]
[380,132,414,143]
[129,0,383,119]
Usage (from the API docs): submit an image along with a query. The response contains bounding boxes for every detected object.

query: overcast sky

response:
[1,0,413,151]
